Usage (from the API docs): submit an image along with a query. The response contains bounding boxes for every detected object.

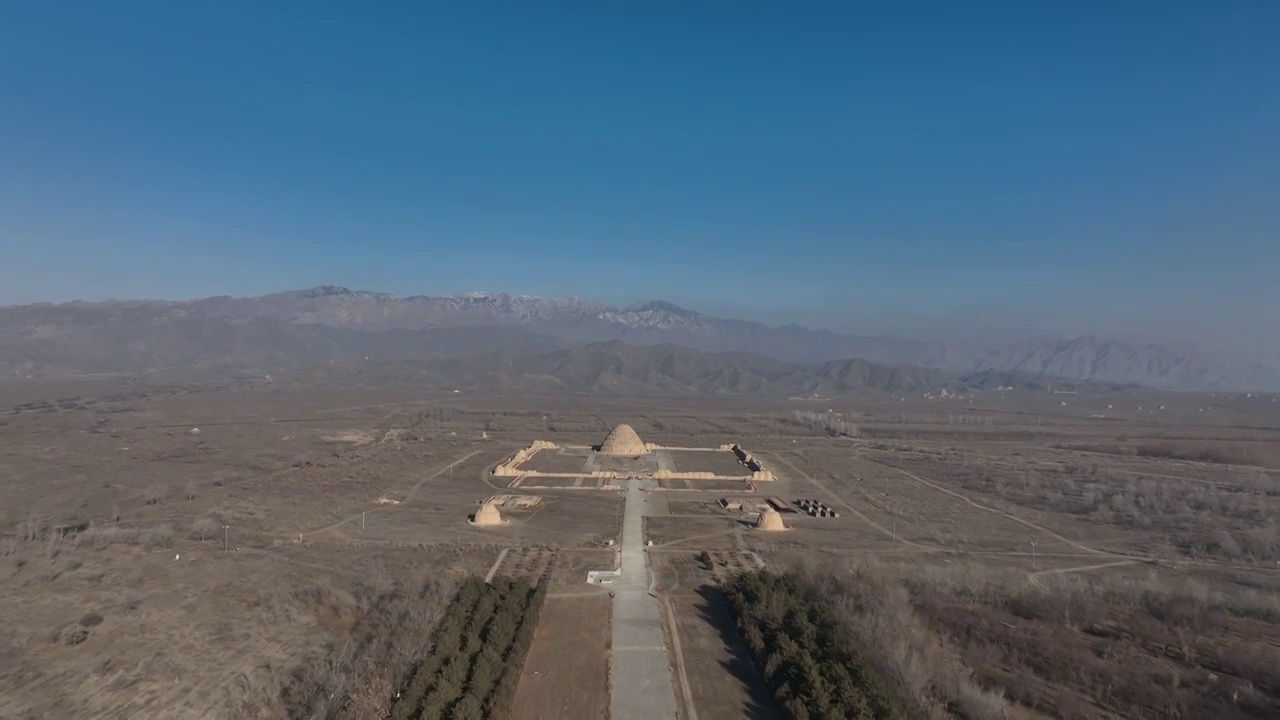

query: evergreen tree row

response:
[724,571,900,720]
[390,576,549,720]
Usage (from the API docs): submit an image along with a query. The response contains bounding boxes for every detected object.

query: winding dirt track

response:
[1027,560,1143,589]
[873,462,1111,557]
[766,453,934,551]
[304,450,483,537]
[765,450,1167,589]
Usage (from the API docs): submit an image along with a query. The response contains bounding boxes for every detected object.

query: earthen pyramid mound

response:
[754,507,786,531]
[472,502,504,526]
[599,424,646,455]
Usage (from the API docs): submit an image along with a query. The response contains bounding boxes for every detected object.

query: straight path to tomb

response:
[611,479,679,720]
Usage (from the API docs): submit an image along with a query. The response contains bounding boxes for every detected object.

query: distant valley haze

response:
[2,285,1277,392]
[1,3,1277,380]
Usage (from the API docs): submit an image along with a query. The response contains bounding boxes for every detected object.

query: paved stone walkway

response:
[610,480,679,720]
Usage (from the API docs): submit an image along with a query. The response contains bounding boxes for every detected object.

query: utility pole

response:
[361,511,366,531]
[892,521,897,542]
[223,525,230,553]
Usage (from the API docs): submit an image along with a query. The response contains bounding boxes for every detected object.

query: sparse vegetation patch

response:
[788,410,859,438]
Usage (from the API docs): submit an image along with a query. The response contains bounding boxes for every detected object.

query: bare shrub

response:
[64,628,89,645]
[250,572,465,720]
[144,483,168,506]
[884,558,1280,718]
[875,452,1280,561]
[190,516,219,541]
[16,516,45,542]
[117,592,141,615]
[44,532,63,560]
[1135,441,1274,467]
[795,559,1010,719]
[788,410,859,438]
[1056,440,1280,468]
[76,524,174,550]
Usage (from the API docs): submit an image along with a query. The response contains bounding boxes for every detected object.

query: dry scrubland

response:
[1,380,1279,718]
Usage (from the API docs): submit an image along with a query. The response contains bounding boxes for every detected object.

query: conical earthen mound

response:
[599,424,646,455]
[472,502,504,526]
[755,507,786,531]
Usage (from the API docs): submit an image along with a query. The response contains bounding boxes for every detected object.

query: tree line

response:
[725,570,900,719]
[390,576,547,720]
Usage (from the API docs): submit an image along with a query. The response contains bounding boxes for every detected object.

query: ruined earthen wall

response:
[492,440,558,476]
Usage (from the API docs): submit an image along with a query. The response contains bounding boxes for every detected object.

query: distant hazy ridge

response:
[1,287,1273,392]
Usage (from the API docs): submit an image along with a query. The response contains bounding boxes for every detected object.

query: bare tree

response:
[789,410,859,438]
[145,483,168,505]
[191,516,218,541]
[19,516,42,542]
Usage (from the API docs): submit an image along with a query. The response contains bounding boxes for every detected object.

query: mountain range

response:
[280,341,983,397]
[1,286,1274,392]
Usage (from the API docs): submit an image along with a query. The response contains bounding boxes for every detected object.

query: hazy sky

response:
[1,3,1277,352]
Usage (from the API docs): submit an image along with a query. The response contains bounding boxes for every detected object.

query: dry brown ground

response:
[511,590,612,720]
[0,539,486,719]
[664,449,752,476]
[666,588,781,720]
[652,551,779,720]
[2,380,1279,718]
[517,447,593,474]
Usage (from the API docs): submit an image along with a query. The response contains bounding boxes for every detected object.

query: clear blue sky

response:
[1,2,1277,351]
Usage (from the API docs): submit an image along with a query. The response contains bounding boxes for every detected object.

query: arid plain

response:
[2,379,1278,719]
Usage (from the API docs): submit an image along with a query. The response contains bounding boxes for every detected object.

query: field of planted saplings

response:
[724,571,900,720]
[389,577,548,720]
